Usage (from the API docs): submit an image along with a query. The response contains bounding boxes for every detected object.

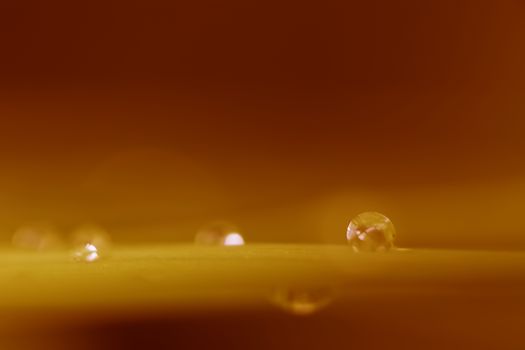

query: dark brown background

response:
[1,0,525,249]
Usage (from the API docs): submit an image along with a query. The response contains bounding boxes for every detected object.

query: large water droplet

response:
[347,212,396,252]
[271,287,335,316]
[195,222,245,246]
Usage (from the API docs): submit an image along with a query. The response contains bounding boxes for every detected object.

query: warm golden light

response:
[1,0,524,348]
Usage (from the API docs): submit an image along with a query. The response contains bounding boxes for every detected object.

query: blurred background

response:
[1,0,525,250]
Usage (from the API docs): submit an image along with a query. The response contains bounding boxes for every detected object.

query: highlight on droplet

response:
[70,224,112,262]
[72,243,101,262]
[195,222,246,247]
[223,232,245,246]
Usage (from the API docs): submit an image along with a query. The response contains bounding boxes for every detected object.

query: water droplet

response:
[72,243,101,262]
[12,224,64,251]
[347,212,396,252]
[195,222,245,246]
[271,286,335,316]
[71,224,112,262]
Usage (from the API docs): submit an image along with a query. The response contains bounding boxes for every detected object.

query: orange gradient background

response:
[1,0,525,249]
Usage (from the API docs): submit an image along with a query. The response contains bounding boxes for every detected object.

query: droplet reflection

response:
[347,212,396,252]
[271,287,335,316]
[195,222,246,246]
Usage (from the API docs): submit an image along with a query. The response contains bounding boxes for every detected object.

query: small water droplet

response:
[72,243,101,262]
[195,222,246,246]
[71,224,112,262]
[271,287,335,316]
[347,212,396,252]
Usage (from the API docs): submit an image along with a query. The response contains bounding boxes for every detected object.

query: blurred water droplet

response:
[347,212,396,252]
[195,222,245,246]
[71,224,112,262]
[271,287,335,316]
[12,224,64,251]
